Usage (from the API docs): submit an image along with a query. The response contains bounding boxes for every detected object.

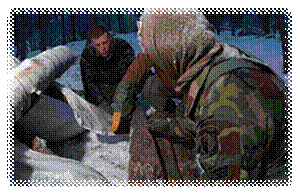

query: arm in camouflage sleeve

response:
[193,68,279,181]
[111,53,154,133]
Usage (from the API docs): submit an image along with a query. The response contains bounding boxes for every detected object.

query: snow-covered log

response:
[10,45,77,122]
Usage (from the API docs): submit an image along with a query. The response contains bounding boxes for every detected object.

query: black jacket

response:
[80,38,135,105]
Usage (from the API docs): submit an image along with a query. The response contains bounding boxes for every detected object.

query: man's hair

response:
[88,25,109,41]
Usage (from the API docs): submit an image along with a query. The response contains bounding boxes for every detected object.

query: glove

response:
[110,81,136,134]
[111,112,121,133]
[147,112,195,149]
[146,112,174,138]
[111,112,132,134]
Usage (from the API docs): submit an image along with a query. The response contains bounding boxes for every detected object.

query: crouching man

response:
[111,13,288,181]
[80,25,135,113]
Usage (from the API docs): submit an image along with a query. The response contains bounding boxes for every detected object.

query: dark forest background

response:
[12,13,290,73]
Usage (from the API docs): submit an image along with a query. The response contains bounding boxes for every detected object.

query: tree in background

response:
[13,12,290,75]
[106,15,111,31]
[231,14,243,36]
[70,14,76,42]
[258,14,271,35]
[14,14,28,61]
[275,14,290,74]
[117,15,124,34]
[61,14,66,45]
[38,14,49,52]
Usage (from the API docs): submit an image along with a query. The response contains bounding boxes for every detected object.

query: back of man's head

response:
[137,12,217,75]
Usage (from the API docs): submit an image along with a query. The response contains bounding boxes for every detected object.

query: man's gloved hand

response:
[147,112,195,149]
[111,81,136,134]
[111,112,132,134]
[111,112,121,133]
[146,112,174,138]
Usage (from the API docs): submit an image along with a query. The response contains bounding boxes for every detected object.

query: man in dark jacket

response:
[80,26,135,111]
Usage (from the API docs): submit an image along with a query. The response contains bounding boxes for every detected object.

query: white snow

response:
[24,30,291,181]
[49,131,131,181]
[217,31,290,85]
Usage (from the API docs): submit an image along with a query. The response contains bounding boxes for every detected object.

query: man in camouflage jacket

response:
[111,13,288,181]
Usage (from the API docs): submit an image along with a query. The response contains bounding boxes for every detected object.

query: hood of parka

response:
[137,13,222,92]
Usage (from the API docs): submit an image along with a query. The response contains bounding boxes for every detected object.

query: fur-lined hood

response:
[137,12,263,93]
[138,13,217,72]
[137,13,222,91]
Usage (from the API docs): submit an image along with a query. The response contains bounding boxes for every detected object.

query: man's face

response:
[91,32,113,57]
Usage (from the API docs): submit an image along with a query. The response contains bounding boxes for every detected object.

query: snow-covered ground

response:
[217,31,290,84]
[23,30,291,181]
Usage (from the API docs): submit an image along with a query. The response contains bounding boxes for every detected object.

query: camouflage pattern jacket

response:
[112,13,288,180]
[114,55,288,181]
[176,57,288,180]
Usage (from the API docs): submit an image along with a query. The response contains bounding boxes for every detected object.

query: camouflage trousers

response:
[128,76,200,181]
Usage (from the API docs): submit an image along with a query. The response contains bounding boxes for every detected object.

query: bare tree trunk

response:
[88,14,98,29]
[215,18,221,35]
[61,14,65,45]
[259,14,270,35]
[117,15,124,33]
[275,14,290,74]
[265,15,270,35]
[71,14,76,41]
[105,14,111,31]
[11,14,18,59]
[38,15,48,52]
[230,15,234,36]
[19,14,27,61]
[231,14,241,36]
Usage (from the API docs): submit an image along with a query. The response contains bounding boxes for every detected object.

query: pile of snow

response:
[13,139,107,181]
[48,131,131,181]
